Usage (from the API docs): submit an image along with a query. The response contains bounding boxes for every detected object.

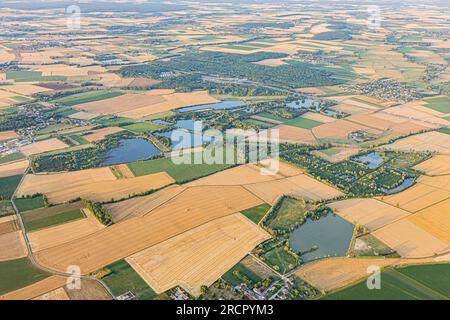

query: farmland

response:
[0,258,49,295]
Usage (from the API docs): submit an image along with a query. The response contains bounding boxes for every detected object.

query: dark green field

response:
[241,203,271,224]
[0,174,22,199]
[102,260,159,300]
[0,152,25,164]
[284,117,323,129]
[6,71,66,82]
[128,156,233,183]
[54,90,123,106]
[15,196,45,213]
[121,122,165,134]
[324,264,450,300]
[0,258,49,295]
[423,96,450,114]
[222,262,263,287]
[23,208,85,232]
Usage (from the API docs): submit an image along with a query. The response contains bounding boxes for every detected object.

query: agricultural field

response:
[0,258,49,295]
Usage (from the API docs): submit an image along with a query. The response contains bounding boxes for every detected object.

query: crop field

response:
[20,138,69,156]
[382,131,450,154]
[265,197,308,231]
[6,71,66,83]
[244,174,343,205]
[15,196,45,212]
[0,174,22,199]
[0,230,27,261]
[0,152,25,165]
[82,127,124,142]
[128,156,233,183]
[126,213,270,296]
[324,264,450,300]
[274,125,317,144]
[0,258,49,296]
[54,91,124,107]
[121,122,165,134]
[0,200,14,216]
[413,155,450,176]
[0,131,19,141]
[0,275,67,300]
[0,159,28,178]
[24,208,85,232]
[423,96,450,114]
[284,117,323,129]
[102,260,158,300]
[312,119,381,140]
[17,168,175,204]
[312,147,361,163]
[241,203,272,224]
[35,186,263,274]
[329,199,411,231]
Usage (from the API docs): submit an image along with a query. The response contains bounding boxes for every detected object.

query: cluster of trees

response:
[82,199,112,226]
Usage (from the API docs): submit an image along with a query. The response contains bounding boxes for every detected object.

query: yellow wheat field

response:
[20,138,69,156]
[0,159,29,178]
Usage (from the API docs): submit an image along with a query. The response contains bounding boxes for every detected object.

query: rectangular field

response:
[126,213,270,296]
[0,258,49,296]
[0,159,28,178]
[20,138,69,156]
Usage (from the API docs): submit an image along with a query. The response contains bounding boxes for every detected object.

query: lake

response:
[101,138,161,166]
[353,151,384,169]
[287,99,319,110]
[177,100,246,112]
[383,177,415,195]
[289,213,354,263]
[156,129,214,150]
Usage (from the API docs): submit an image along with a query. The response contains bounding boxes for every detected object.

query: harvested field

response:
[244,174,343,204]
[0,159,29,178]
[372,220,450,258]
[33,287,70,300]
[408,199,450,244]
[0,84,51,95]
[414,155,450,176]
[126,213,270,296]
[312,147,360,163]
[0,231,27,261]
[82,127,124,142]
[296,257,430,292]
[68,111,98,120]
[35,185,263,274]
[381,177,450,212]
[20,138,69,156]
[28,209,105,252]
[106,185,186,223]
[65,279,112,300]
[302,112,336,123]
[0,131,19,141]
[114,164,135,179]
[381,131,450,154]
[18,168,174,204]
[274,125,316,143]
[74,90,219,119]
[313,119,381,140]
[0,218,18,235]
[186,164,282,186]
[329,199,411,231]
[0,276,66,300]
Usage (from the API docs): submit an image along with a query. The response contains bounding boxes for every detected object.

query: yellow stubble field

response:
[126,213,270,296]
[20,138,69,156]
[0,159,29,178]
[0,130,19,141]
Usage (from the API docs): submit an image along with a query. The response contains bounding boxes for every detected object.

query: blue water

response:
[353,151,384,169]
[383,177,415,195]
[323,109,338,116]
[178,100,246,112]
[156,129,214,150]
[287,99,319,110]
[101,138,161,166]
[289,214,354,263]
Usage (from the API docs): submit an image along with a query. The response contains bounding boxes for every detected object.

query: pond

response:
[156,129,214,150]
[383,177,415,195]
[353,151,384,169]
[287,99,319,110]
[323,109,338,116]
[289,213,354,263]
[177,100,246,112]
[101,138,161,166]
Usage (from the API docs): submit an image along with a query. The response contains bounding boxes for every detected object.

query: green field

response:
[128,156,233,183]
[265,197,308,231]
[423,96,450,114]
[54,91,123,107]
[437,127,450,135]
[102,260,159,300]
[284,117,323,129]
[121,122,165,134]
[243,119,274,129]
[0,258,49,295]
[260,245,300,274]
[6,71,66,82]
[0,174,22,200]
[23,208,85,232]
[0,152,25,164]
[220,44,259,51]
[324,264,450,300]
[94,115,135,126]
[15,196,45,212]
[241,203,271,224]
[222,262,263,287]
[256,112,288,123]
[68,134,89,145]
[0,200,15,216]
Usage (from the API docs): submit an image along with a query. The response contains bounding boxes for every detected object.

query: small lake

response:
[289,213,354,263]
[287,99,319,110]
[156,129,214,150]
[353,151,384,169]
[383,177,415,195]
[323,109,338,116]
[101,138,161,166]
[178,100,246,112]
